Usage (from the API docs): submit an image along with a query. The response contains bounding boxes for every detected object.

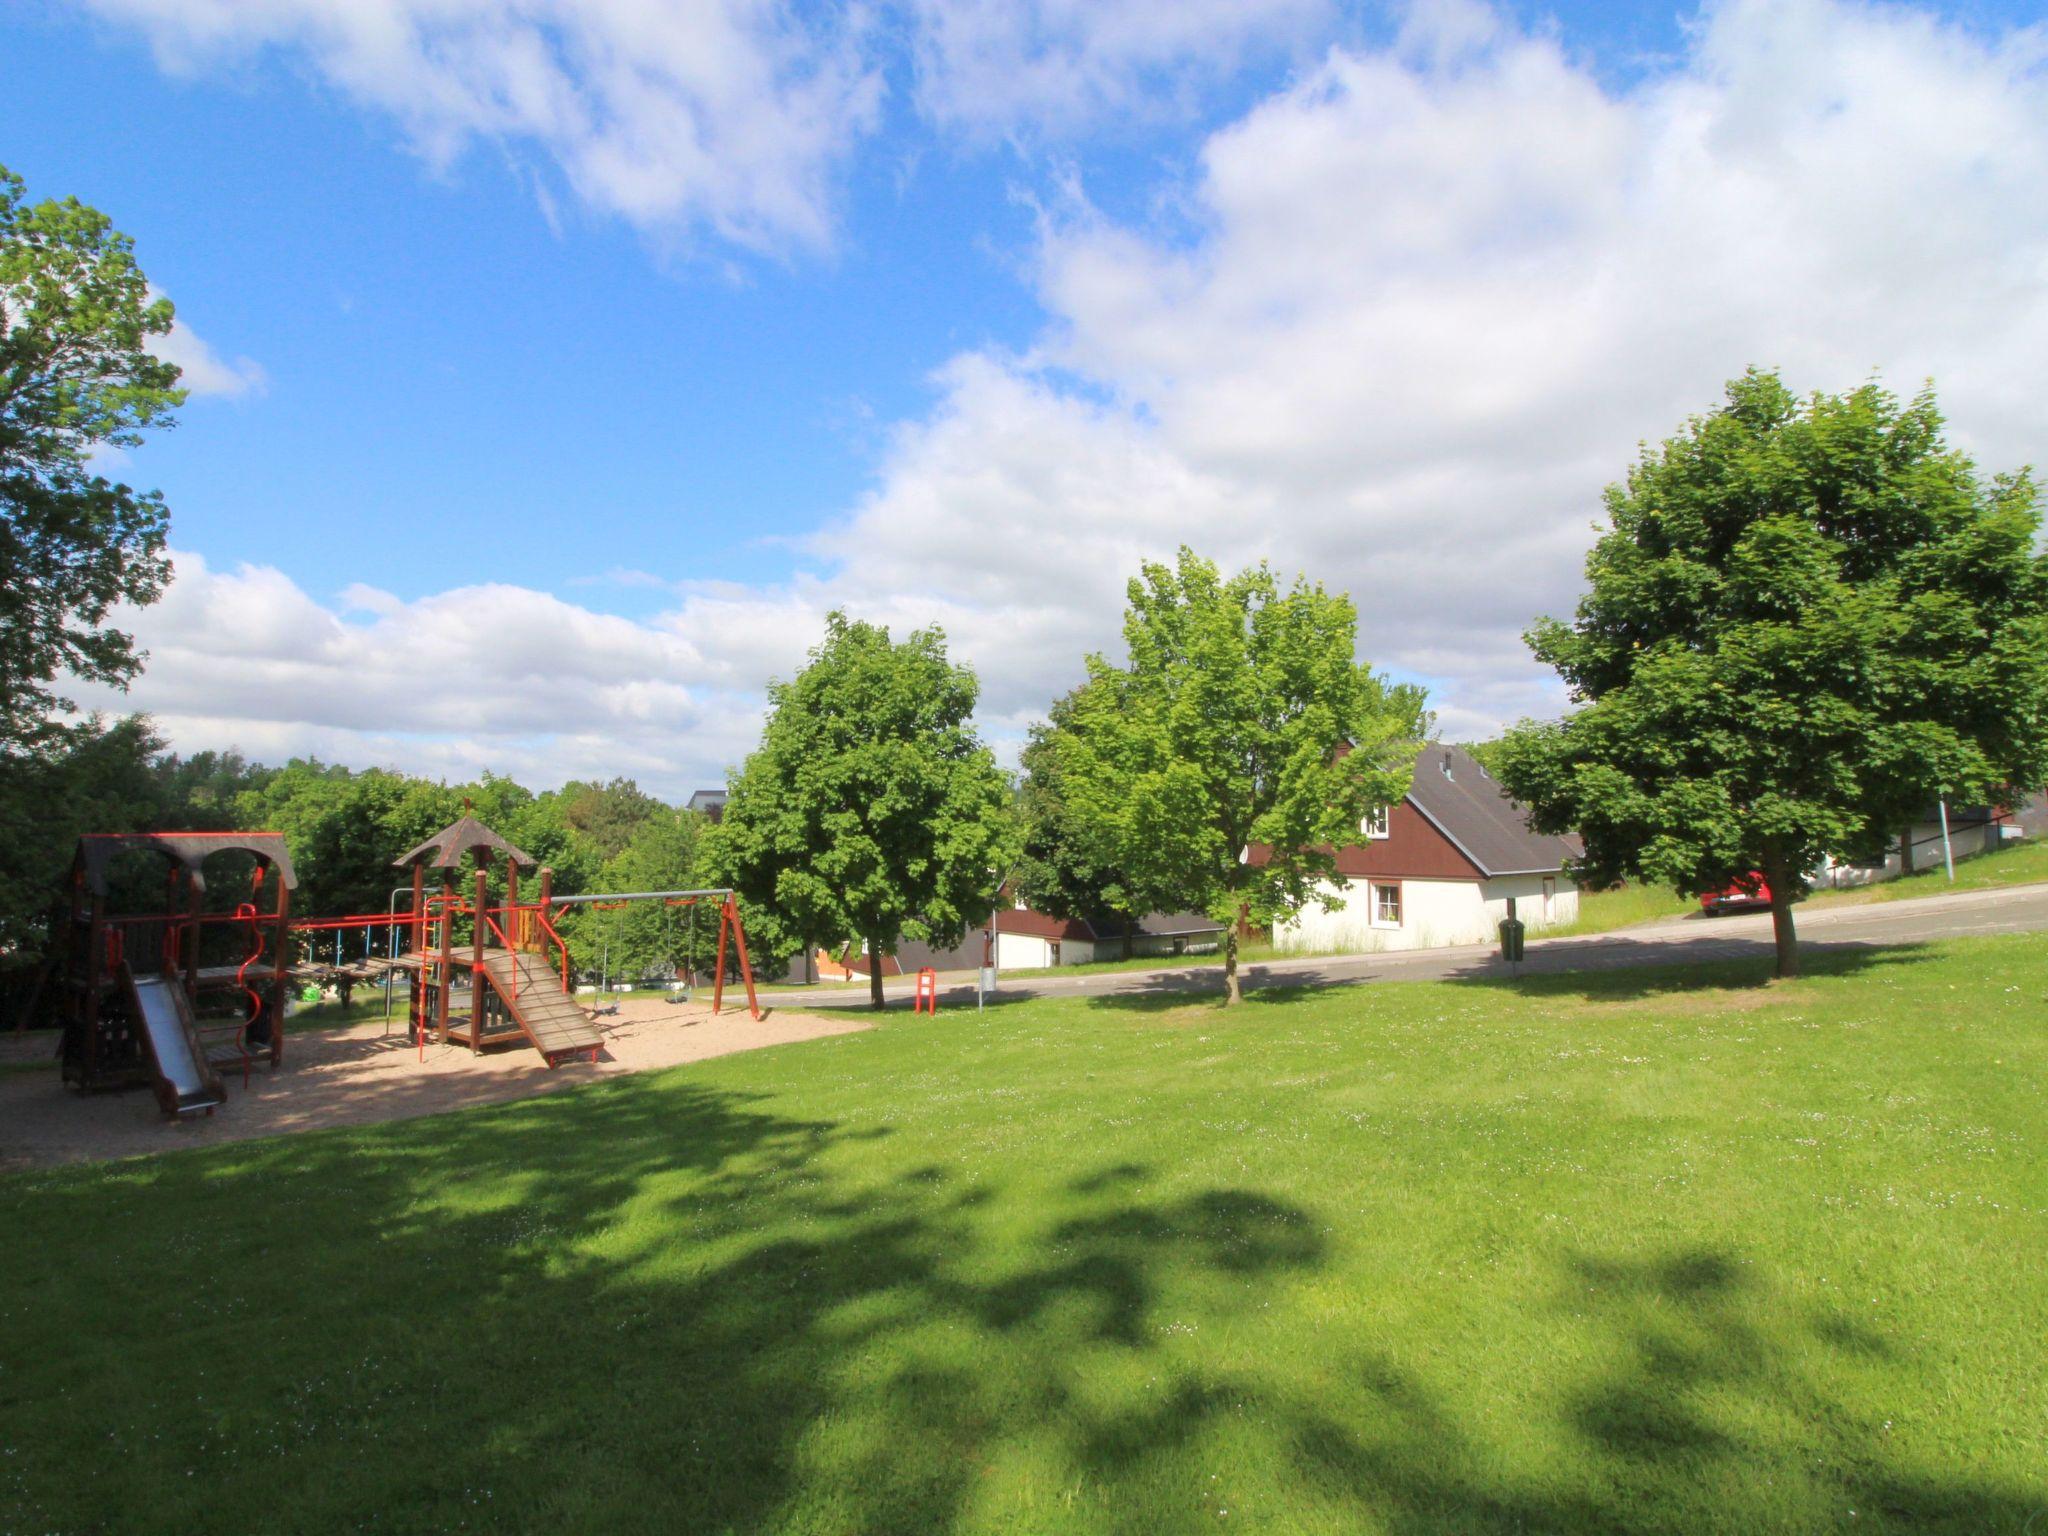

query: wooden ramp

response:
[479,951,605,1066]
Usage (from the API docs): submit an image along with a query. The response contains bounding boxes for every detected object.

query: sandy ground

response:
[0,996,869,1170]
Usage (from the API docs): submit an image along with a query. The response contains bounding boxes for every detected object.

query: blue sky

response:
[5,0,2046,795]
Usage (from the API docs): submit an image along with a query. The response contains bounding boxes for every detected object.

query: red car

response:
[1700,873,1773,914]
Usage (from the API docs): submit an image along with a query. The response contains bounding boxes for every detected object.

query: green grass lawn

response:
[1541,882,1701,937]
[3,936,2041,1534]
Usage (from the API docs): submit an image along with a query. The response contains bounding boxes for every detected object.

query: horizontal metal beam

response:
[543,888,733,908]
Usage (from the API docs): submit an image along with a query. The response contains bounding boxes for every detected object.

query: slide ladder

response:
[119,964,226,1118]
[479,951,604,1066]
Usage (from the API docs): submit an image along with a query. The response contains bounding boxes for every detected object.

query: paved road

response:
[775,882,2048,1011]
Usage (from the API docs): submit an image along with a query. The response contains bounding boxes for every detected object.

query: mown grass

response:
[1541,882,1700,937]
[2,935,2041,1533]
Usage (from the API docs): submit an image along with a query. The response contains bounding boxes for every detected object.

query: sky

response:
[4,0,2046,800]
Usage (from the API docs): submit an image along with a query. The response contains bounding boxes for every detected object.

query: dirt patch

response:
[0,996,870,1170]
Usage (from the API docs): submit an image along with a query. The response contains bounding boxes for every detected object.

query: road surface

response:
[774,882,2048,1010]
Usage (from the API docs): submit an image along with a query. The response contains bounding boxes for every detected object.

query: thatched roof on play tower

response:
[394,812,537,870]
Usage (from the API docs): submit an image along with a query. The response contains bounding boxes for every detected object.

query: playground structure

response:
[55,811,760,1118]
[58,832,296,1116]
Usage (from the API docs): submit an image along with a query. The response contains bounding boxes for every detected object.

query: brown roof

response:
[997,907,1225,942]
[394,815,538,870]
[1405,745,1578,877]
[996,907,1096,941]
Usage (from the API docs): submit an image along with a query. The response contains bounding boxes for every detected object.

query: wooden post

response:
[182,864,203,1007]
[269,875,290,1066]
[729,895,760,1021]
[713,894,731,1015]
[409,862,425,1037]
[506,861,521,949]
[80,861,104,1084]
[470,865,487,1054]
[538,867,561,989]
[436,867,454,1043]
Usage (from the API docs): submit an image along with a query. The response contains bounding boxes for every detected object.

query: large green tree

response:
[1060,549,1428,1004]
[1498,370,2048,977]
[1013,685,1180,960]
[706,613,1015,1009]
[0,165,182,756]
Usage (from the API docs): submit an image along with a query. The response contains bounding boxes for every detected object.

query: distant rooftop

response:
[687,788,728,822]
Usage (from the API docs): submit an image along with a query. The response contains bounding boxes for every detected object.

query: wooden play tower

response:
[394,813,606,1066]
[391,810,761,1068]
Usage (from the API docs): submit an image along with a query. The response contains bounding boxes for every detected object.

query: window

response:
[1541,876,1556,921]
[1363,806,1391,840]
[1372,882,1402,928]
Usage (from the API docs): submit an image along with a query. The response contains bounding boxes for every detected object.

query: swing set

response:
[548,887,741,1004]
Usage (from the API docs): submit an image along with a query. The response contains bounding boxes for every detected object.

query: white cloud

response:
[84,0,886,252]
[150,299,266,396]
[905,0,1332,138]
[78,550,762,797]
[850,0,2048,736]
[85,0,2048,795]
[82,0,1352,246]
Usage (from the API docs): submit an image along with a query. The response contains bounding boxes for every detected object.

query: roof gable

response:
[1404,745,1578,877]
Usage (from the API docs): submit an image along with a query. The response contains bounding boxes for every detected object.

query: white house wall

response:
[996,933,1056,969]
[1275,873,1578,954]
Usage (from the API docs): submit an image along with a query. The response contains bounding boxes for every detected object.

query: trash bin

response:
[1498,916,1525,964]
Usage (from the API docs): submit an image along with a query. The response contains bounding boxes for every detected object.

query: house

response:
[818,930,988,981]
[815,907,1226,977]
[994,907,1226,969]
[1813,794,2037,888]
[1260,744,1580,954]
[686,788,727,823]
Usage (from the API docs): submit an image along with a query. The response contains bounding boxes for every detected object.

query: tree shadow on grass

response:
[1075,939,1949,1017]
[1437,937,1948,1007]
[3,1078,2039,1534]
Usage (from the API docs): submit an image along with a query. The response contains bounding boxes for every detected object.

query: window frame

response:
[1370,879,1403,929]
[1363,805,1391,840]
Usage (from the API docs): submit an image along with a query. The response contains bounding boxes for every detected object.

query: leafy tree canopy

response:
[1497,370,2048,976]
[1058,548,1428,1003]
[0,165,181,757]
[1013,685,1184,958]
[706,612,1015,1008]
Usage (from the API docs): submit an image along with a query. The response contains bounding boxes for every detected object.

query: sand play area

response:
[0,996,869,1170]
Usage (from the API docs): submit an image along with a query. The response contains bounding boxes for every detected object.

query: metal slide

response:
[120,965,226,1117]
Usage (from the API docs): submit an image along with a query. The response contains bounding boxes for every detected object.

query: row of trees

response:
[7,166,2044,1000]
[705,556,1429,1007]
[709,372,2048,998]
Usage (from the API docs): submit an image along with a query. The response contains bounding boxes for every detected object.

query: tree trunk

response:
[1222,923,1242,1006]
[869,939,886,1011]
[1900,826,1914,876]
[1763,856,1799,979]
[1121,910,1134,961]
